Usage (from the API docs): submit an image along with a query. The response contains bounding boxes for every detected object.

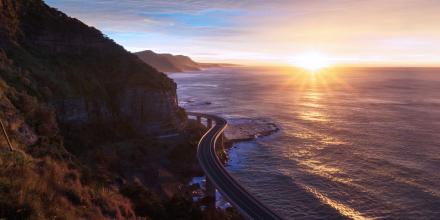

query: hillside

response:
[135,50,201,73]
[0,0,240,219]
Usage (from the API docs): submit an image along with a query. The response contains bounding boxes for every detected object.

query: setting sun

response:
[289,52,334,71]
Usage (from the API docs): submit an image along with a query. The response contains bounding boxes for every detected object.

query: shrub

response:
[120,183,165,219]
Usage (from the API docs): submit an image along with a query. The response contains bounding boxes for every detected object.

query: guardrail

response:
[188,112,283,220]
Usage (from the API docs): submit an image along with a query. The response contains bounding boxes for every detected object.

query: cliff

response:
[6,0,186,129]
[0,0,225,219]
[0,0,244,218]
[135,50,201,73]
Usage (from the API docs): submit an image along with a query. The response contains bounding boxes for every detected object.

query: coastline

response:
[188,115,281,210]
[214,117,281,165]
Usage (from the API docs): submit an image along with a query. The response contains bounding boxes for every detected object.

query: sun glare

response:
[290,52,333,72]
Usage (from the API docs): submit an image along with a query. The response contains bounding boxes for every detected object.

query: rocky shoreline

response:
[225,118,280,143]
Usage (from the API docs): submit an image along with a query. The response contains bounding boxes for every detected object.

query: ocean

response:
[169,67,440,219]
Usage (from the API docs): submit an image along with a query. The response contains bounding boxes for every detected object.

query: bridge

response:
[188,112,283,220]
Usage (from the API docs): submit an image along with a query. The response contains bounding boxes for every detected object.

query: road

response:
[189,112,283,220]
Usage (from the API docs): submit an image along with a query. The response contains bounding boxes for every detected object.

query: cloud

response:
[46,0,252,37]
[45,0,440,64]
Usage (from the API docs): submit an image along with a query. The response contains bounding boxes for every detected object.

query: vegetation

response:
[0,0,243,219]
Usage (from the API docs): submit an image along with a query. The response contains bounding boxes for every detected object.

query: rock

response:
[1,0,186,138]
[225,118,280,142]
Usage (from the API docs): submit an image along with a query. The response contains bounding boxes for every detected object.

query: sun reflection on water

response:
[299,111,328,122]
[298,159,353,184]
[298,89,329,122]
[304,186,371,220]
[277,68,373,218]
[278,167,367,219]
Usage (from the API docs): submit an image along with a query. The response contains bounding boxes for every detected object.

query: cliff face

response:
[54,88,182,134]
[0,0,191,219]
[0,45,137,220]
[0,1,244,219]
[0,0,185,134]
[135,50,201,73]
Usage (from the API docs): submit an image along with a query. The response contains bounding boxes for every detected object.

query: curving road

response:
[189,112,283,220]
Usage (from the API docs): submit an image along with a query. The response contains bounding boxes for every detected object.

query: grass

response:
[0,150,134,219]
[0,1,244,218]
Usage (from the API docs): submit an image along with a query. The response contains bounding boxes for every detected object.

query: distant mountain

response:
[198,62,240,68]
[135,50,201,73]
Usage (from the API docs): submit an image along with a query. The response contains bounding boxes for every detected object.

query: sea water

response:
[170,67,440,219]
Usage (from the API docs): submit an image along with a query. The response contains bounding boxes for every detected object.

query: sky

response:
[45,0,440,66]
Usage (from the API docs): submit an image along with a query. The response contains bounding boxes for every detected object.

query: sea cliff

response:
[0,0,240,219]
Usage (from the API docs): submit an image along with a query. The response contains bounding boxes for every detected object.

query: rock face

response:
[135,50,201,73]
[0,0,190,218]
[0,1,244,219]
[0,0,185,136]
[53,88,182,134]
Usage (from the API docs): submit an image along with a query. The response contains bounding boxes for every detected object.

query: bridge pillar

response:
[205,177,216,199]
[205,176,216,212]
[207,118,213,129]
